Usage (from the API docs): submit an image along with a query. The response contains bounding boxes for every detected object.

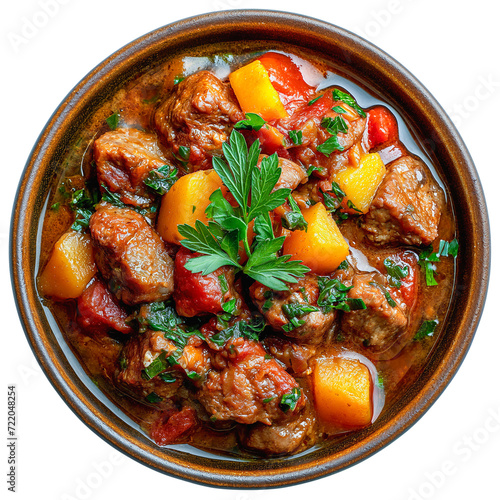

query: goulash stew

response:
[38,47,457,457]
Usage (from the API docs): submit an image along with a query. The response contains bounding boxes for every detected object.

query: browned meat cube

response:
[94,128,168,206]
[257,154,308,191]
[89,205,174,305]
[362,155,445,246]
[250,276,336,343]
[240,409,314,455]
[116,330,181,401]
[154,71,244,171]
[341,272,408,356]
[197,337,305,425]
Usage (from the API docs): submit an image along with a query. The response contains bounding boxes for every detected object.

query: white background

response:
[2,1,499,499]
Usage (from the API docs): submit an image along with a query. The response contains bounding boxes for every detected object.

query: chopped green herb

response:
[282,302,319,320]
[280,387,301,411]
[346,199,362,213]
[145,392,163,403]
[106,112,120,130]
[281,195,308,231]
[144,165,178,195]
[369,281,397,307]
[145,302,183,331]
[142,352,168,380]
[210,316,266,348]
[306,165,322,176]
[186,370,202,380]
[173,75,185,85]
[222,298,237,315]
[316,134,344,156]
[51,202,60,211]
[178,146,191,160]
[218,274,229,295]
[263,397,275,403]
[418,239,458,286]
[384,258,409,288]
[332,89,366,118]
[288,129,303,145]
[317,277,366,312]
[332,105,347,114]
[321,115,349,135]
[234,112,266,131]
[67,186,99,232]
[262,297,273,313]
[308,95,323,105]
[159,372,177,383]
[337,259,349,270]
[413,320,438,341]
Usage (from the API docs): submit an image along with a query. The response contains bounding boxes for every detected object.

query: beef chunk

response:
[263,337,313,376]
[197,337,305,425]
[250,276,335,343]
[89,205,174,305]
[362,155,444,246]
[77,278,132,334]
[154,71,244,171]
[173,247,238,317]
[341,272,407,356]
[116,329,181,401]
[281,94,367,174]
[257,154,307,191]
[240,410,314,455]
[94,128,167,206]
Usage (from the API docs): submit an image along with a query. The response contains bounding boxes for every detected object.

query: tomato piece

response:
[258,52,315,114]
[173,247,234,317]
[77,278,132,334]
[386,251,418,309]
[367,106,399,149]
[243,123,290,156]
[150,407,197,446]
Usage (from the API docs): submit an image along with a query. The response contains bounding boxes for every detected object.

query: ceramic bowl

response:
[11,10,490,488]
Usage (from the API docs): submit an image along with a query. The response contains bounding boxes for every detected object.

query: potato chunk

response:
[282,202,349,274]
[156,169,224,245]
[229,60,288,121]
[312,356,373,428]
[333,152,386,214]
[38,231,97,299]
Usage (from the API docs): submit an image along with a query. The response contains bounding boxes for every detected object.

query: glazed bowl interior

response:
[11,10,489,488]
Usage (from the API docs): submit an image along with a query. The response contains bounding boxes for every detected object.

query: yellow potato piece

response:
[38,231,97,299]
[333,152,386,214]
[282,202,349,274]
[313,356,373,428]
[156,169,224,245]
[229,60,288,121]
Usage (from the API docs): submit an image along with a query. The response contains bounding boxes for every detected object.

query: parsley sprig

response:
[178,130,310,291]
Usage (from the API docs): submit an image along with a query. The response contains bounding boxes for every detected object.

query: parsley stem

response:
[243,232,252,259]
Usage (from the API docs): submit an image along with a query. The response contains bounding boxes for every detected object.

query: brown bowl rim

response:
[10,9,490,488]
